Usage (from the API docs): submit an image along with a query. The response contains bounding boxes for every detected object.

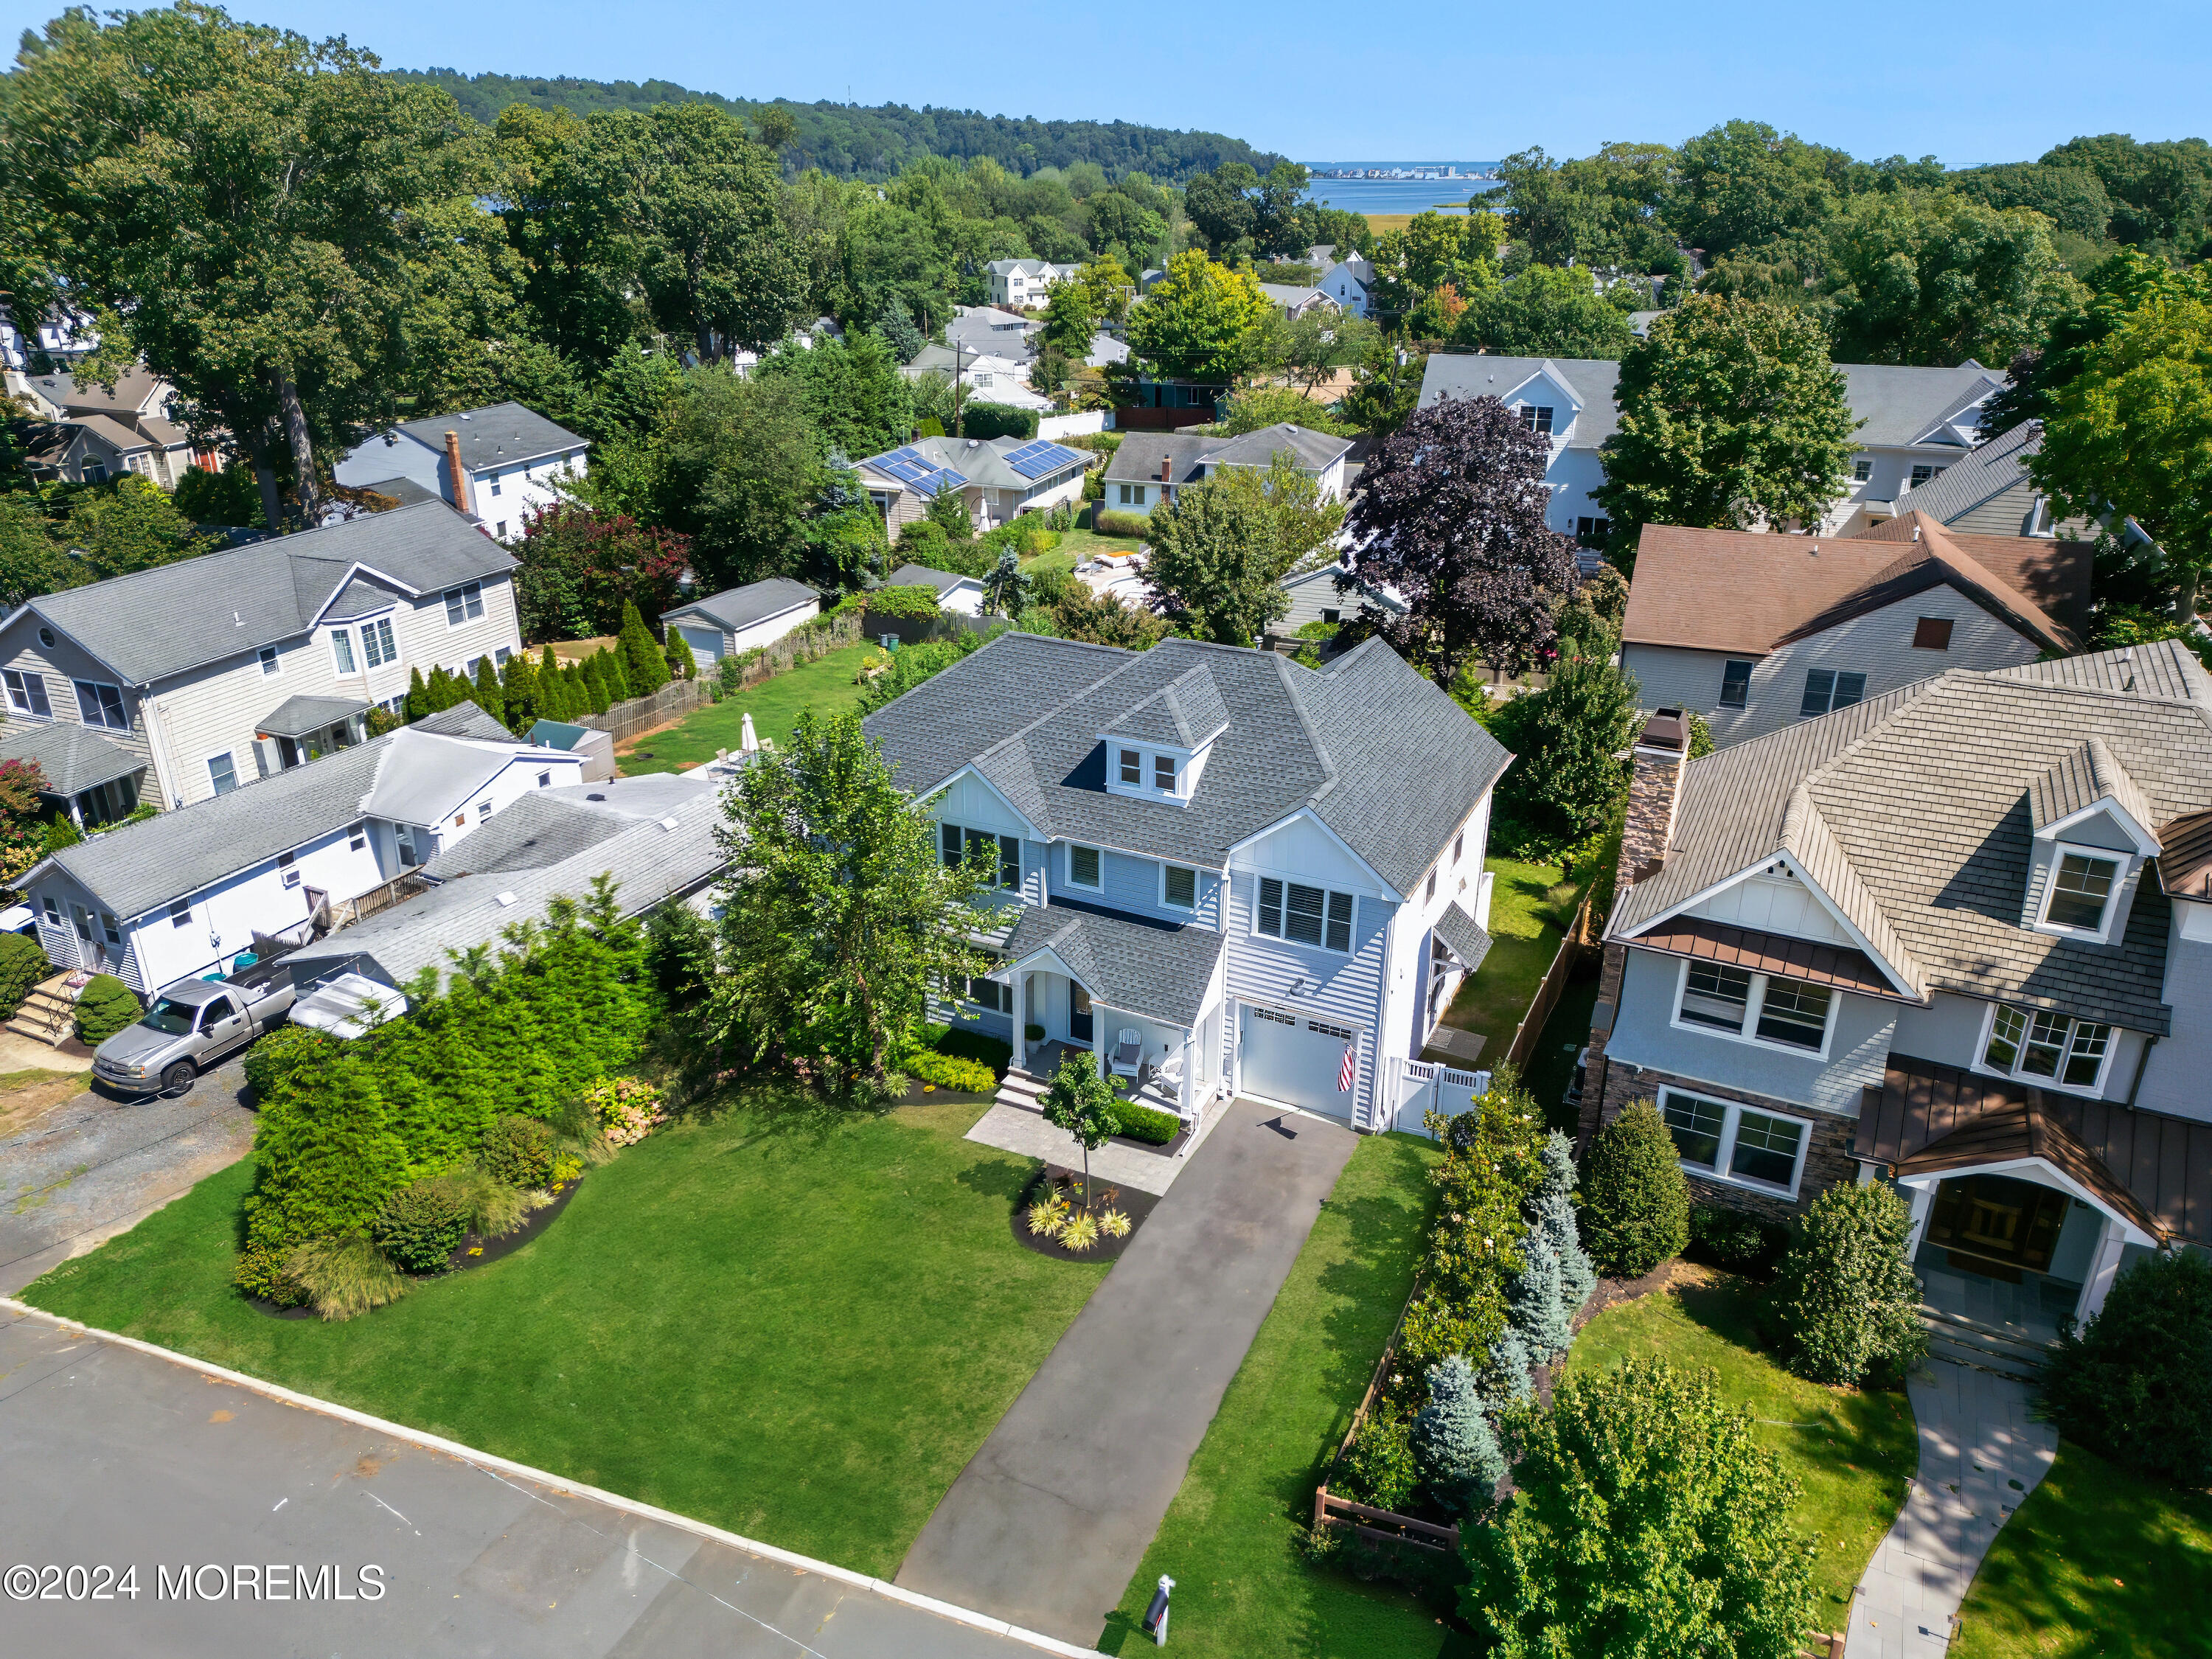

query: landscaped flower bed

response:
[1013,1168,1155,1262]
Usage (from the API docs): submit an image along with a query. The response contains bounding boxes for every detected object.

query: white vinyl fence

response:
[1039,410,1109,440]
[1390,1058,1493,1136]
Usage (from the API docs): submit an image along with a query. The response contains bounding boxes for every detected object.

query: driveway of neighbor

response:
[0,1062,256,1298]
[0,1302,1082,1659]
[895,1097,1358,1646]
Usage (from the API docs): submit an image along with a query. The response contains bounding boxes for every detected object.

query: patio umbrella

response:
[740,712,759,752]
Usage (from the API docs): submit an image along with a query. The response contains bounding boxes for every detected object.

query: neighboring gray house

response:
[1279,563,1405,633]
[660,577,821,664]
[1863,419,2094,540]
[855,435,1088,532]
[7,364,208,488]
[1621,509,2089,746]
[1418,354,2020,550]
[1579,642,2212,1338]
[334,400,588,541]
[1102,423,1353,518]
[1257,282,1336,321]
[0,501,523,809]
[884,563,986,616]
[13,703,583,996]
[862,630,1509,1128]
[945,306,1043,364]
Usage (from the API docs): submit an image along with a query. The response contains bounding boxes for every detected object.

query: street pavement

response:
[0,1301,1085,1658]
[895,1097,1357,1646]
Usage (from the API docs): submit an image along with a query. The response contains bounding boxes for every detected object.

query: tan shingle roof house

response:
[1579,641,2212,1342]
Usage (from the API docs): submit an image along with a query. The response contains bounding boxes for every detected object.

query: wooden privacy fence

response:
[720,611,864,691]
[582,677,714,745]
[1500,889,1593,1075]
[577,612,866,744]
[1312,1273,1461,1558]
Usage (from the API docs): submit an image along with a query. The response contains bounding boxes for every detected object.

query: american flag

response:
[1338,1041,1357,1093]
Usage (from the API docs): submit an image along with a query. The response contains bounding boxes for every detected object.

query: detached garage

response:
[659,577,821,663]
[1237,1003,1362,1121]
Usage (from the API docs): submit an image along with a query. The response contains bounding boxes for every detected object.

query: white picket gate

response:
[1391,1059,1492,1136]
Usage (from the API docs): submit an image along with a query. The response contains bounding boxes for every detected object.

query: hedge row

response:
[240,891,655,1270]
[1109,1097,1180,1145]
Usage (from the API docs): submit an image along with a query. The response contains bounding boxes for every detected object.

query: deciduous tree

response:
[1453,263,1638,359]
[1126,251,1271,383]
[633,102,806,361]
[1141,476,1291,644]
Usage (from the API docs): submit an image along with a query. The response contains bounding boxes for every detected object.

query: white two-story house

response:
[987,259,1082,310]
[1579,642,2212,1337]
[333,401,589,541]
[863,630,1510,1129]
[0,501,524,810]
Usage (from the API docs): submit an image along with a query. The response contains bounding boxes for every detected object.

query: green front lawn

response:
[21,1090,1107,1578]
[1100,1133,1470,1659]
[619,643,877,773]
[1954,1441,2212,1659]
[1439,858,1587,1054]
[1568,1272,1917,1618]
[1053,524,1145,563]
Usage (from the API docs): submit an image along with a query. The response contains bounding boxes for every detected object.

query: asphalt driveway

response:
[0,1062,257,1298]
[894,1098,1357,1646]
[0,1301,1081,1658]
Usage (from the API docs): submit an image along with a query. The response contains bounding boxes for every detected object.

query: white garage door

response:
[677,625,724,663]
[1238,1004,1360,1120]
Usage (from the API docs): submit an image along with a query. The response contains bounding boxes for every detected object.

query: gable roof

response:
[863,632,1510,896]
[15,365,167,417]
[389,400,586,472]
[1848,510,2092,636]
[2029,736,2155,840]
[1103,423,1352,485]
[17,501,512,686]
[661,577,818,634]
[0,720,145,797]
[1896,420,2042,524]
[1622,511,2082,658]
[999,901,1225,1028]
[1109,664,1231,748]
[885,563,977,597]
[1419,355,1623,443]
[859,434,1085,495]
[1608,641,2212,1032]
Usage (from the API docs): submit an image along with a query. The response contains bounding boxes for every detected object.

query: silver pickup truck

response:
[91,959,299,1097]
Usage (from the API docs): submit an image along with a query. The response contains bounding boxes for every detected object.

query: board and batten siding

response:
[1624,585,2050,748]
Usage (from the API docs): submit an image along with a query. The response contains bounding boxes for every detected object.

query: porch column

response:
[1902,1182,1935,1262]
[1010,970,1026,1073]
[2077,1217,2132,1324]
[1091,1001,1105,1077]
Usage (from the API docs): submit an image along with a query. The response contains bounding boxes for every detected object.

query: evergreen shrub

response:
[481,1113,560,1189]
[0,932,50,1018]
[72,973,139,1046]
[1109,1099,1180,1144]
[1688,1201,1791,1276]
[1579,1098,1691,1278]
[932,1027,1012,1071]
[372,1175,474,1273]
[1340,1401,1419,1512]
[1412,1354,1507,1517]
[2041,1250,2212,1488]
[1765,1181,1927,1386]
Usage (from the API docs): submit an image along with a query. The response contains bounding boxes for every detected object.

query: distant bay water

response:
[1297,168,1505,217]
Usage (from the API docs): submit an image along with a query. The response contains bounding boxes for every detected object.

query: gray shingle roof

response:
[864,633,1509,897]
[1902,421,2040,522]
[419,790,625,878]
[258,693,369,740]
[999,901,1225,1029]
[886,563,973,597]
[1204,422,1354,472]
[0,721,145,796]
[1610,645,2212,1032]
[323,573,403,620]
[390,400,586,471]
[1432,901,1492,973]
[1110,665,1231,748]
[1102,424,1350,486]
[662,577,819,634]
[1419,355,1627,443]
[414,702,518,742]
[23,502,512,686]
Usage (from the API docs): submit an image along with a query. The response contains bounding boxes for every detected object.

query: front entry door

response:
[1071,987,1094,1044]
[1927,1174,2070,1278]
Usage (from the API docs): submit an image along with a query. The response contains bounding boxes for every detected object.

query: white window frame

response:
[361,616,398,669]
[170,899,192,929]
[1065,843,1103,891]
[1161,863,1199,912]
[276,850,301,889]
[206,751,238,795]
[1852,459,1873,482]
[1251,874,1358,956]
[444,581,484,627]
[74,679,129,731]
[330,627,357,675]
[257,644,281,678]
[1667,957,1839,1060]
[1152,753,1178,793]
[1972,1000,2115,1097]
[2032,844,2126,943]
[1656,1085,1812,1200]
[3,667,52,718]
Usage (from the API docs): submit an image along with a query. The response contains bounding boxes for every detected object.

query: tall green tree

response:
[618,599,672,696]
[658,368,827,591]
[493,103,644,368]
[1141,476,1291,644]
[1126,251,1272,383]
[1595,296,1858,557]
[6,4,489,525]
[63,476,223,583]
[2030,251,2212,613]
[633,102,807,361]
[1667,119,1840,260]
[754,330,914,459]
[1823,192,2081,366]
[1453,264,1638,359]
[706,709,985,1094]
[1479,644,1640,857]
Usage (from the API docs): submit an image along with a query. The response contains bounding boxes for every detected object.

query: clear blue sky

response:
[6,0,2206,167]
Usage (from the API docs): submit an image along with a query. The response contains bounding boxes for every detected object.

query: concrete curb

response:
[1,1297,1099,1659]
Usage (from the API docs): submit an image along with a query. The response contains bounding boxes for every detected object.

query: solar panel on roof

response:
[1003,439,1081,481]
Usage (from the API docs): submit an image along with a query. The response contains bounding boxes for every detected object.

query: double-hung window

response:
[257,645,281,677]
[276,851,301,889]
[206,752,237,795]
[1672,960,1834,1055]
[964,956,1012,1012]
[1256,877,1355,953]
[1153,754,1177,792]
[2042,852,2118,933]
[361,618,397,669]
[1852,459,1873,482]
[330,628,358,675]
[74,680,128,730]
[1162,865,1197,911]
[170,899,192,929]
[1660,1087,1810,1197]
[1981,1003,2112,1092]
[941,822,1020,888]
[1067,844,1102,890]
[1119,748,1141,785]
[1520,404,1554,435]
[348,821,368,853]
[1800,668,1866,718]
[444,581,484,626]
[3,668,52,717]
[1719,660,1753,710]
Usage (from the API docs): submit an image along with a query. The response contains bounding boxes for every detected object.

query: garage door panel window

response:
[1256,877,1355,953]
[1658,1088,1810,1197]
[1671,959,1835,1057]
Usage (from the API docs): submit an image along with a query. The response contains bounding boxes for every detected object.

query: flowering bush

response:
[583,1076,667,1147]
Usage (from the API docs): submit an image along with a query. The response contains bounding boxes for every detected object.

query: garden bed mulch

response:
[899,1079,998,1108]
[249,1178,587,1319]
[1012,1167,1159,1263]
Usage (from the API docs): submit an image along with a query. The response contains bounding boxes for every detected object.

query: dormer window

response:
[1119,748,1141,785]
[1154,754,1177,791]
[2043,852,2118,932]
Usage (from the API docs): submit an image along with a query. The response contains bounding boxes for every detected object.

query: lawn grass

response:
[1520,969,1600,1137]
[1952,1440,2212,1659]
[1099,1133,1475,1659]
[617,642,877,773]
[1568,1272,1917,1619]
[1438,858,1586,1054]
[20,1089,1107,1579]
[1054,524,1146,563]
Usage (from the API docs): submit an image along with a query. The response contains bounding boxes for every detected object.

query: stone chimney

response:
[444,430,471,515]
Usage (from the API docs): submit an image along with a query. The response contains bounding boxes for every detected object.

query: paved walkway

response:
[0,1301,1085,1658]
[1845,1359,2059,1658]
[897,1097,1357,1645]
[0,1061,255,1296]
[963,1088,1233,1197]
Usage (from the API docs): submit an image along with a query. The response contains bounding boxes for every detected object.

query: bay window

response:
[1980,1003,2112,1093]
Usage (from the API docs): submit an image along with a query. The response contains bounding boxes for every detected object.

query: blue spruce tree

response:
[1411,1354,1506,1518]
[1509,1225,1574,1360]
[1532,1129,1599,1314]
[1478,1326,1534,1411]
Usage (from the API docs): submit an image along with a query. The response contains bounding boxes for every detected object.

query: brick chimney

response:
[444,430,471,515]
[1159,455,1172,484]
[1577,707,1691,1151]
